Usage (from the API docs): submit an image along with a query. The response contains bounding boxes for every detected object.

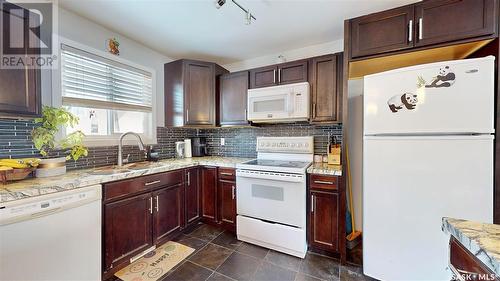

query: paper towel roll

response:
[184,139,192,158]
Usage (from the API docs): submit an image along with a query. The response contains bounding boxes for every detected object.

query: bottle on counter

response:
[147,146,160,162]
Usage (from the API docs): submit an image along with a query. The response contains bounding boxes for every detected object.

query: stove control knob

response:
[305,143,309,147]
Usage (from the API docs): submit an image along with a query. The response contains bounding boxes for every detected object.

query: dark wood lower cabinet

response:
[309,190,339,252]
[153,184,185,244]
[201,166,218,223]
[185,167,201,224]
[104,193,153,272]
[218,180,237,231]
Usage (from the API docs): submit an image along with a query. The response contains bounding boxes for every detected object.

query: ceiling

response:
[59,0,417,65]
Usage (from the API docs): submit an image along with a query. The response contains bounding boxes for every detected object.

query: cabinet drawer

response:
[449,237,495,278]
[104,170,184,201]
[218,168,236,181]
[310,174,338,191]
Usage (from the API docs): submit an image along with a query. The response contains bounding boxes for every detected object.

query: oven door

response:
[236,169,306,228]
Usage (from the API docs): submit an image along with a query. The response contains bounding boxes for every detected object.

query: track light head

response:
[215,0,226,9]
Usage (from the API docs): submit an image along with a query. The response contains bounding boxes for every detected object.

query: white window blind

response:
[61,44,153,112]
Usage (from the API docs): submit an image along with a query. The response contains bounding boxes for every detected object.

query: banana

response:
[0,166,13,171]
[0,158,41,168]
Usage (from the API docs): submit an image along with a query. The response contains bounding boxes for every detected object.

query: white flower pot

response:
[36,157,67,178]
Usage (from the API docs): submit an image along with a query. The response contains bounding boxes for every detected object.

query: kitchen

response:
[0,0,499,281]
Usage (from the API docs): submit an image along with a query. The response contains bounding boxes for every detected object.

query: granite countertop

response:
[0,157,251,205]
[306,163,343,176]
[442,217,500,275]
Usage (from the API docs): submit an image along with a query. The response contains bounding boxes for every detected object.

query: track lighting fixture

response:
[215,0,256,25]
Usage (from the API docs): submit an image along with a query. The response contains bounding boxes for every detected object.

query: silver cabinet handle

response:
[273,69,276,84]
[311,195,314,213]
[186,109,189,122]
[312,103,316,118]
[155,196,159,212]
[149,197,153,214]
[278,68,281,83]
[314,180,334,185]
[232,186,235,200]
[408,20,413,42]
[145,180,161,186]
[418,18,423,40]
[221,172,233,176]
[187,172,191,186]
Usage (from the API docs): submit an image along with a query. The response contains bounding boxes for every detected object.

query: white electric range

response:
[236,136,314,258]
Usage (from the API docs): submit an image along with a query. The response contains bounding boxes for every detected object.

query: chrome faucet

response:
[118,132,146,166]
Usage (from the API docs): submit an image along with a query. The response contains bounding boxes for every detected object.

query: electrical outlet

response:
[221,138,225,146]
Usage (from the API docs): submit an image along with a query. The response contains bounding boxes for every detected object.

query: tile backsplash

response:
[0,118,342,170]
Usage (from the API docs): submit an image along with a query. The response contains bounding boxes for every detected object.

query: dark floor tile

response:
[207,272,236,281]
[217,252,261,281]
[189,224,224,242]
[252,261,296,281]
[299,253,340,281]
[189,243,233,270]
[294,273,322,281]
[183,222,205,235]
[264,250,302,272]
[212,231,242,250]
[236,242,269,259]
[174,235,208,254]
[163,261,213,281]
[340,266,375,281]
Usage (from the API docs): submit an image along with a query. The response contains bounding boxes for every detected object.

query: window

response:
[60,44,155,144]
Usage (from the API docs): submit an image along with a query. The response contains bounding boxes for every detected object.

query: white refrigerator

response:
[363,56,495,280]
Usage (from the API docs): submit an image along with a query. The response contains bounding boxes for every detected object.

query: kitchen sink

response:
[124,162,161,170]
[88,167,131,175]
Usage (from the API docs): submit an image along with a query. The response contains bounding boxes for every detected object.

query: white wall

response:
[222,40,344,72]
[44,7,173,127]
[347,79,364,231]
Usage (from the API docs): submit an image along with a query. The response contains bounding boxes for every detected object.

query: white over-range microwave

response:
[247,82,310,123]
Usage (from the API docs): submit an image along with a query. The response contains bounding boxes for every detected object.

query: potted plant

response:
[31,106,88,177]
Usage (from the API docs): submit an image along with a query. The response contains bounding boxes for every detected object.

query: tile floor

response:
[159,223,373,281]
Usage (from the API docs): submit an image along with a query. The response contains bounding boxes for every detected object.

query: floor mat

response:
[115,241,195,281]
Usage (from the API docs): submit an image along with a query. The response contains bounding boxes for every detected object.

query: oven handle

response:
[236,170,305,183]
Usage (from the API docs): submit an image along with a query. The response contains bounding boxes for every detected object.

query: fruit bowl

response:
[0,168,36,184]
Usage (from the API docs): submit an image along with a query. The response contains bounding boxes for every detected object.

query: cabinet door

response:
[414,0,497,47]
[278,60,308,85]
[0,4,41,117]
[350,5,414,58]
[219,180,236,228]
[184,61,215,125]
[201,167,218,223]
[310,54,339,123]
[185,168,201,225]
[153,184,184,244]
[249,65,278,88]
[220,71,249,126]
[104,193,153,271]
[309,191,339,252]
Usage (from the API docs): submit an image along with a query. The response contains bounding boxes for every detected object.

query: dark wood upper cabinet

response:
[249,60,308,89]
[164,59,228,127]
[309,190,339,253]
[348,0,499,59]
[414,0,498,47]
[310,54,341,123]
[278,60,308,85]
[218,179,236,231]
[104,193,152,271]
[185,167,201,225]
[249,65,278,89]
[0,3,41,117]
[350,5,415,58]
[153,183,184,244]
[219,71,249,126]
[201,166,218,223]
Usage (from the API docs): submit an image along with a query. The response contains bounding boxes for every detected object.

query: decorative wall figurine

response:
[106,38,120,55]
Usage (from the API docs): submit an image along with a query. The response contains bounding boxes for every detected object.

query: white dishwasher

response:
[0,185,102,281]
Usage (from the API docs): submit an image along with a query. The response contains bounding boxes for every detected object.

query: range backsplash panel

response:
[0,118,342,170]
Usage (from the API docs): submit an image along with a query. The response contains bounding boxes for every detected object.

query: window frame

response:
[52,37,157,147]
